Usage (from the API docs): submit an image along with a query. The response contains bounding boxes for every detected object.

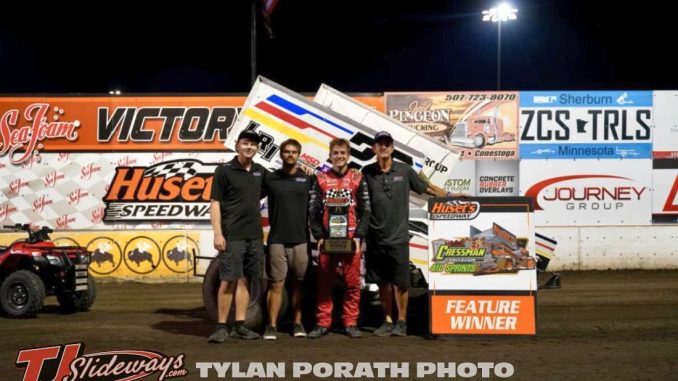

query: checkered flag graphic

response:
[326,189,351,199]
[325,188,353,207]
[144,160,200,180]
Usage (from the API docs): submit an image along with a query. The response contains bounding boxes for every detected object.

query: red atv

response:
[0,224,96,318]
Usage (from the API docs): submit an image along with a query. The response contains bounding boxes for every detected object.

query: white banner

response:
[427,197,536,291]
[476,160,519,196]
[520,160,652,225]
[652,161,678,223]
[442,160,476,195]
[652,91,678,159]
[0,152,237,229]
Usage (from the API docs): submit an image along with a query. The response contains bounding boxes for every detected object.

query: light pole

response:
[482,3,518,90]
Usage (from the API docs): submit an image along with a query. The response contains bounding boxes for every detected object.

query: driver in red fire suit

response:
[307,138,371,339]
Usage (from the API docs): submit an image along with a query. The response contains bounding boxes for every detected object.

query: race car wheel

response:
[202,254,264,330]
[0,270,46,318]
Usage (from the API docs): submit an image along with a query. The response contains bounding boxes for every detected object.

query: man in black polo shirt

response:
[261,139,314,340]
[208,130,268,342]
[362,131,447,337]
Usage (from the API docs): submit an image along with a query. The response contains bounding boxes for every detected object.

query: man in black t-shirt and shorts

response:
[362,131,449,337]
[208,130,268,343]
[261,139,314,340]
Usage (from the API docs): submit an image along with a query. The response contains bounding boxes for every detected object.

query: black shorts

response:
[219,239,264,281]
[365,242,410,288]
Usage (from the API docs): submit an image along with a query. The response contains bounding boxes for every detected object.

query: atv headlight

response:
[80,253,91,265]
[46,255,65,266]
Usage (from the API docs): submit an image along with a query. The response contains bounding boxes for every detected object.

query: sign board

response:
[385,92,520,160]
[519,91,653,160]
[427,197,536,337]
[520,159,652,225]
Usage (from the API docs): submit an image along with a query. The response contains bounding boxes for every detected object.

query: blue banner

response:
[519,143,652,159]
[520,91,653,108]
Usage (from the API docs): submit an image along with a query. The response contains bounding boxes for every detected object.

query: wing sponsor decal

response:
[315,84,460,187]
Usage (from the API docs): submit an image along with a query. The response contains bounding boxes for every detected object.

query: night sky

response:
[0,0,674,94]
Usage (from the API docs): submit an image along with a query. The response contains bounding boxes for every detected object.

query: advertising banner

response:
[0,93,383,164]
[0,152,238,229]
[519,91,653,159]
[225,77,426,174]
[385,92,520,160]
[652,159,678,223]
[652,91,678,159]
[0,230,202,279]
[520,159,652,225]
[441,160,476,195]
[430,294,536,336]
[427,197,536,337]
[427,197,536,290]
[475,160,519,196]
[0,96,250,165]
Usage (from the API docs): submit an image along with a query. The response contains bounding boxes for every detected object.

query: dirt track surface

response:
[2,270,677,380]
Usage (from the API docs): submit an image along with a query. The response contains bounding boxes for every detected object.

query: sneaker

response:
[345,325,362,339]
[293,323,307,338]
[232,324,260,340]
[373,321,394,337]
[307,326,329,339]
[392,320,407,337]
[263,325,277,340]
[207,327,229,343]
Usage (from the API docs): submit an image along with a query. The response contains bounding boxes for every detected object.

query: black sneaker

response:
[373,321,394,337]
[263,325,277,340]
[232,324,260,340]
[207,327,229,343]
[392,320,407,337]
[307,326,329,339]
[345,325,362,339]
[293,323,307,338]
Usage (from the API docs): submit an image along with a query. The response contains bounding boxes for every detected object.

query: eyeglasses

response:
[382,177,392,199]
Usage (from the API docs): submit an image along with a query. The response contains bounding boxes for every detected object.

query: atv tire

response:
[202,255,264,330]
[58,277,97,312]
[0,270,46,318]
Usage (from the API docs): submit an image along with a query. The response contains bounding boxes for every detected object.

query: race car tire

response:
[0,270,46,318]
[202,254,264,330]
